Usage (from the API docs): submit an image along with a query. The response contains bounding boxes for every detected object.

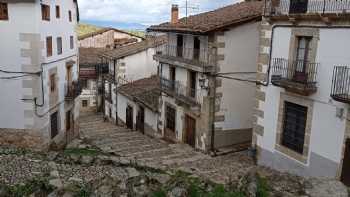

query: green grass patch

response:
[256,176,270,197]
[2,177,54,197]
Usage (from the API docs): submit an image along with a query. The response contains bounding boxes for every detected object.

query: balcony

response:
[264,0,350,16]
[331,66,350,103]
[160,77,202,107]
[65,81,82,101]
[271,58,319,95]
[154,45,216,73]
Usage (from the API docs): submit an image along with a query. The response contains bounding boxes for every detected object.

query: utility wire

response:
[0,68,41,75]
[0,74,33,80]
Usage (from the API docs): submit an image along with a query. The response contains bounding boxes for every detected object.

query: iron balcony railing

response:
[331,66,350,103]
[160,77,202,106]
[65,81,82,100]
[271,58,319,88]
[264,0,350,16]
[155,45,216,68]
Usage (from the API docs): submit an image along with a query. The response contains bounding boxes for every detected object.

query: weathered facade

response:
[148,2,262,153]
[0,0,80,149]
[254,0,350,184]
[78,28,144,48]
[100,37,165,137]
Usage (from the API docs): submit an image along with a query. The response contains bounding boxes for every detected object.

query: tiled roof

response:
[101,36,166,60]
[79,48,110,67]
[118,76,160,111]
[147,1,263,34]
[78,28,144,40]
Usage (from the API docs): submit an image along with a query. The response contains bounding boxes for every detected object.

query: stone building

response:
[147,2,263,153]
[253,0,350,185]
[99,37,165,132]
[0,0,80,149]
[78,28,144,49]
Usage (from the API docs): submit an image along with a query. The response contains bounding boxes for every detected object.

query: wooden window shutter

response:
[41,4,50,21]
[68,10,72,22]
[0,3,8,20]
[46,36,52,57]
[55,5,60,18]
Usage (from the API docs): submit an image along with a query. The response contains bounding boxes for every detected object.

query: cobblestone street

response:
[79,112,255,184]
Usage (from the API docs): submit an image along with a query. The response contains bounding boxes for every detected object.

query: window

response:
[0,3,8,20]
[57,37,62,55]
[70,36,74,49]
[165,105,176,132]
[295,36,311,71]
[50,112,58,139]
[50,74,56,92]
[68,10,72,22]
[82,100,88,107]
[41,4,50,21]
[189,71,197,98]
[46,36,52,57]
[66,110,71,131]
[55,5,60,18]
[81,79,88,89]
[281,102,307,154]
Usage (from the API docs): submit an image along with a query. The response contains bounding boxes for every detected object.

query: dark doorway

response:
[193,37,200,60]
[170,66,176,90]
[188,71,197,98]
[289,0,308,14]
[177,34,183,57]
[50,112,59,139]
[136,106,145,134]
[185,115,196,148]
[126,105,133,130]
[341,139,350,186]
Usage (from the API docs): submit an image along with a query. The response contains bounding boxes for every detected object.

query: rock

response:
[68,177,84,184]
[0,185,9,196]
[50,170,60,178]
[169,187,187,197]
[133,185,150,196]
[304,178,348,197]
[96,155,113,165]
[126,167,140,178]
[119,157,130,165]
[81,155,94,165]
[149,173,171,185]
[66,139,83,149]
[49,178,63,189]
[69,154,81,163]
[47,152,59,161]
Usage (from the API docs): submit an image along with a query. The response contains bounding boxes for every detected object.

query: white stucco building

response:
[253,0,350,185]
[0,0,80,149]
[100,37,165,136]
[148,2,263,152]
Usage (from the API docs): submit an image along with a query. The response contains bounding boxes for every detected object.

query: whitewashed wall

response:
[258,27,350,165]
[215,21,260,131]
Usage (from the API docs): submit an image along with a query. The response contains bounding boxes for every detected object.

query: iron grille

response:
[281,101,308,154]
[331,66,350,103]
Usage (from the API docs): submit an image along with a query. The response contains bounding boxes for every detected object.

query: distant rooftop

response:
[78,27,145,40]
[147,1,263,34]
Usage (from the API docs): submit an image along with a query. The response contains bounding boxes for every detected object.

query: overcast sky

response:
[78,0,239,26]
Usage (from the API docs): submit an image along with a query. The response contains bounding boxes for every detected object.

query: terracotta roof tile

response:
[79,48,110,66]
[147,1,263,34]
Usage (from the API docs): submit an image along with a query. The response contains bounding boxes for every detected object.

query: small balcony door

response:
[126,105,133,130]
[177,34,183,57]
[136,106,145,134]
[188,71,197,98]
[294,36,311,83]
[170,66,176,90]
[50,112,59,139]
[289,0,308,14]
[193,37,200,60]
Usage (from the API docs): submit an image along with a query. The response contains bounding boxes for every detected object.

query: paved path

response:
[79,112,254,184]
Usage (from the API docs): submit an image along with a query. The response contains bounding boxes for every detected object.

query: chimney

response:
[171,4,179,24]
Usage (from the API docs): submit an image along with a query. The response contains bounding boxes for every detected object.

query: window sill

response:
[275,144,308,164]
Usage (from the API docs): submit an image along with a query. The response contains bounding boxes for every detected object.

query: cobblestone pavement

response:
[79,112,255,184]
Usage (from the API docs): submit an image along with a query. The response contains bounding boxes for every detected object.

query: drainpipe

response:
[114,59,119,125]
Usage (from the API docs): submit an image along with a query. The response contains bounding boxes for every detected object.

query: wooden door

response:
[50,112,58,139]
[185,115,196,148]
[341,139,350,186]
[136,107,145,134]
[289,0,308,14]
[126,106,133,130]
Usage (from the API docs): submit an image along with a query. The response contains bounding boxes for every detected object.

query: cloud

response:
[78,0,238,25]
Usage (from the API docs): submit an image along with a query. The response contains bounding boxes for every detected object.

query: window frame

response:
[46,36,53,57]
[41,4,50,21]
[66,110,71,131]
[281,101,308,154]
[0,3,8,21]
[50,74,56,92]
[55,5,60,19]
[82,100,88,107]
[165,105,176,132]
[70,36,74,49]
[68,10,72,22]
[57,37,62,55]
